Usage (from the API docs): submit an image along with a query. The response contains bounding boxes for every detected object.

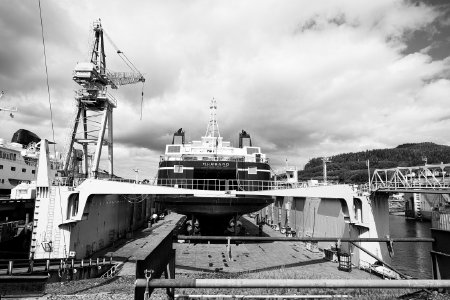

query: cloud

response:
[0,0,449,178]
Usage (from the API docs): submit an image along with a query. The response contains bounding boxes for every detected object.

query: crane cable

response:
[141,82,144,120]
[38,0,67,258]
[103,28,145,120]
[103,29,143,76]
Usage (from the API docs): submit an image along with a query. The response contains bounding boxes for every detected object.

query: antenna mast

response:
[205,98,220,138]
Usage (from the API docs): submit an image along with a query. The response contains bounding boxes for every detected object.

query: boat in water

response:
[156,99,273,230]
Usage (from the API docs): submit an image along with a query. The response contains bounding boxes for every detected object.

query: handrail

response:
[370,164,450,192]
[160,155,268,164]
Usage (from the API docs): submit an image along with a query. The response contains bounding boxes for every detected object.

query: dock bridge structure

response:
[17,140,390,278]
[370,163,450,194]
[13,143,448,281]
[6,146,450,298]
[369,164,450,281]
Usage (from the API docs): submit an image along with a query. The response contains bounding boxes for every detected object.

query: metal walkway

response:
[371,163,450,193]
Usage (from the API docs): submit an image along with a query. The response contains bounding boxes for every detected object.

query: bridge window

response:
[168,145,181,153]
[32,170,35,174]
[248,167,257,175]
[11,166,15,171]
[174,165,183,173]
[0,165,3,169]
[22,168,26,173]
[246,147,259,155]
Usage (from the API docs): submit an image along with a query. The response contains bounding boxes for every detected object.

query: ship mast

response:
[205,98,220,138]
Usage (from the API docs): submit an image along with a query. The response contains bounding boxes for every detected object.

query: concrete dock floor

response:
[174,215,377,280]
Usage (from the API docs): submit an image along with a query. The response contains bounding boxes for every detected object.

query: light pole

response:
[133,168,139,183]
[322,157,330,184]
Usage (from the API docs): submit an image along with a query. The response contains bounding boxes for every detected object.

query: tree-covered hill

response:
[298,142,450,184]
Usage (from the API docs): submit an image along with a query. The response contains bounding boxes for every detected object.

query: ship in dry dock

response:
[8,20,398,281]
[156,99,273,223]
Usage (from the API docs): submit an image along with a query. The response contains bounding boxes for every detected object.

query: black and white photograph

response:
[0,0,450,299]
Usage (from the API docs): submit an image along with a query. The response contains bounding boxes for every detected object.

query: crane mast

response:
[63,19,145,179]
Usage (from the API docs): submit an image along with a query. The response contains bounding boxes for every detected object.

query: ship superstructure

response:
[0,130,61,194]
[157,99,273,222]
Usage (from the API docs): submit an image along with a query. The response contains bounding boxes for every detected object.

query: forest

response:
[297,142,450,184]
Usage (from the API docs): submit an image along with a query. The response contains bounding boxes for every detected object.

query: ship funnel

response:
[239,130,252,148]
[172,128,185,144]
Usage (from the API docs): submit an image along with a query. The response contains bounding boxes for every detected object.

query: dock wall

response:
[32,187,159,259]
[258,190,391,267]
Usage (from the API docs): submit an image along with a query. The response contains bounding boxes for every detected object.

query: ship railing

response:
[160,155,268,163]
[49,176,312,191]
[51,177,86,187]
[155,179,308,191]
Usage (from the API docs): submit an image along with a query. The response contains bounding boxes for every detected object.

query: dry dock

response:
[39,213,391,300]
[174,217,375,280]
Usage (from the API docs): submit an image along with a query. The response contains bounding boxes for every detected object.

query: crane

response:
[63,19,146,179]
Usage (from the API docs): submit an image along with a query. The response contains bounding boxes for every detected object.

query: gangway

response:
[370,163,450,193]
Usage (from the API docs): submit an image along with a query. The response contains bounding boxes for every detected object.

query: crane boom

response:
[106,71,145,89]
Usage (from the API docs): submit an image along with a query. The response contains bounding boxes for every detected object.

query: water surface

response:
[389,214,432,279]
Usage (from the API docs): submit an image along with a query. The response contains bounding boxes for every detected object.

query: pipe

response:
[136,279,450,289]
[176,236,434,243]
[174,295,350,299]
[349,242,409,279]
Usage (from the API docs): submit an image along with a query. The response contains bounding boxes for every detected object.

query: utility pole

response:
[322,157,330,184]
[133,168,139,183]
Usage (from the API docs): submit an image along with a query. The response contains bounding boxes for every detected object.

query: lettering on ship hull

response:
[202,162,230,168]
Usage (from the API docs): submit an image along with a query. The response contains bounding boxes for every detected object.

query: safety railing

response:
[371,163,450,192]
[156,178,308,191]
[136,234,450,300]
[51,176,311,191]
[0,256,113,276]
[160,155,269,164]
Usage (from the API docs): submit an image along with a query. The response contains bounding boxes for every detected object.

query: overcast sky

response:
[0,0,449,179]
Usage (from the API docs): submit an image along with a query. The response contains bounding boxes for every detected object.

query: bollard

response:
[89,258,92,266]
[81,259,84,267]
[28,260,34,273]
[226,237,232,261]
[71,259,75,269]
[45,259,50,272]
[96,258,99,265]
[103,257,106,264]
[7,261,13,275]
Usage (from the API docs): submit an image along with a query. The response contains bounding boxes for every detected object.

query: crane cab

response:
[73,62,107,86]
